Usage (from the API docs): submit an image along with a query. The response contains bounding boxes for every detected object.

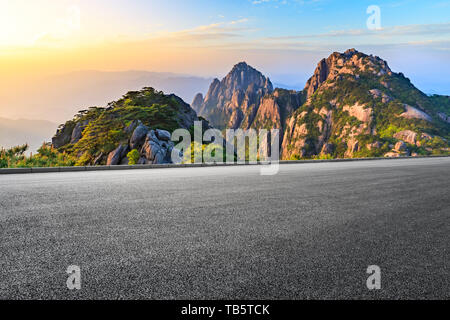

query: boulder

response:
[343,103,373,123]
[394,141,408,152]
[153,151,166,164]
[421,132,433,140]
[147,130,160,144]
[369,89,392,104]
[70,120,89,144]
[385,152,400,158]
[107,144,129,165]
[138,129,176,164]
[367,141,382,150]
[394,130,418,145]
[141,140,161,161]
[400,105,432,122]
[155,129,171,141]
[345,139,359,157]
[130,124,149,150]
[125,120,141,134]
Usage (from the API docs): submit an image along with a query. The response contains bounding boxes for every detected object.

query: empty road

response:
[0,158,449,299]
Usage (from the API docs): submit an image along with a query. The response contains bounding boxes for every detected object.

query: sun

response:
[0,1,80,48]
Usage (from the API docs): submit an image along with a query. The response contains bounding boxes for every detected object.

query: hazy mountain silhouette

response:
[0,71,212,123]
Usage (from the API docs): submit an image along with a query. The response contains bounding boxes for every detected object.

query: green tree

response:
[127,149,140,165]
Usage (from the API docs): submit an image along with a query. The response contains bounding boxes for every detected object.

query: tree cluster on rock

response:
[51,87,197,166]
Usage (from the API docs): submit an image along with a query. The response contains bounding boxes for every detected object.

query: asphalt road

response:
[0,158,449,300]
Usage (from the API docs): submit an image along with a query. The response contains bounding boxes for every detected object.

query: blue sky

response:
[96,0,450,32]
[96,0,450,35]
[1,0,450,93]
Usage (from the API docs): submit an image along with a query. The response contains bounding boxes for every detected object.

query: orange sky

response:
[1,0,449,122]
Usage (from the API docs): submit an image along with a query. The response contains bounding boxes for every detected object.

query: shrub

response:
[127,149,140,165]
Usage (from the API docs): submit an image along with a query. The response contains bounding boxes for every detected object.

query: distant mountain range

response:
[0,70,213,123]
[0,118,57,153]
[0,71,213,152]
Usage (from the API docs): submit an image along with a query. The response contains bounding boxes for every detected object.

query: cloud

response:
[263,22,450,41]
[433,1,450,8]
[151,19,253,44]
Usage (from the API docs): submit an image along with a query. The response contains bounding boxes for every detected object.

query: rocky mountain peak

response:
[191,93,204,113]
[223,61,273,94]
[232,61,251,70]
[195,62,274,129]
[304,49,393,97]
[344,48,358,57]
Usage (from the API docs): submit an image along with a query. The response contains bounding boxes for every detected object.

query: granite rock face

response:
[280,49,450,160]
[191,93,204,114]
[400,105,432,122]
[130,122,149,150]
[394,130,418,146]
[194,62,274,130]
[304,48,393,98]
[107,144,129,165]
[70,121,89,144]
[51,51,450,164]
[104,128,176,166]
[52,124,75,149]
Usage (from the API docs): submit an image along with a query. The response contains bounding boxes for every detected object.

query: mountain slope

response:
[193,62,274,130]
[195,49,450,160]
[282,49,450,159]
[52,87,199,166]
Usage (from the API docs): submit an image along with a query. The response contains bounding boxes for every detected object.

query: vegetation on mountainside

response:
[3,52,450,168]
[285,68,450,160]
[182,142,236,164]
[0,144,76,168]
[56,87,191,165]
[429,95,450,115]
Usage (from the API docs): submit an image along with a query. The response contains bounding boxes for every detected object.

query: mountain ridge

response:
[3,49,449,169]
[0,117,57,154]
[193,61,274,130]
[196,49,450,160]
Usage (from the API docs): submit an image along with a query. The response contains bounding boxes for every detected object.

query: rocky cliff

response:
[195,49,450,160]
[51,50,450,166]
[52,87,198,166]
[282,49,450,159]
[193,62,274,130]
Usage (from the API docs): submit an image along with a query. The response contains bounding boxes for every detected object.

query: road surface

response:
[0,158,449,299]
